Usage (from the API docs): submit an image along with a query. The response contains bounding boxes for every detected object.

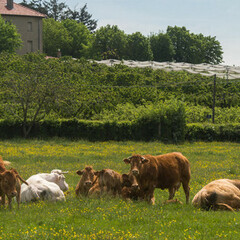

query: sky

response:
[15,0,240,66]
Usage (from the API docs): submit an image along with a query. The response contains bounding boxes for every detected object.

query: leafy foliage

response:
[166,26,223,64]
[0,52,239,138]
[125,32,153,61]
[0,15,22,53]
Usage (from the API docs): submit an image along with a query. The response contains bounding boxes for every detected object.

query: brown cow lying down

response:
[0,156,28,209]
[94,169,124,196]
[124,152,191,205]
[75,166,98,197]
[75,166,143,199]
[192,179,240,211]
[121,173,143,201]
[94,169,142,199]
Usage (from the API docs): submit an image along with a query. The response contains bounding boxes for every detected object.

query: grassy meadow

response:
[1,139,240,239]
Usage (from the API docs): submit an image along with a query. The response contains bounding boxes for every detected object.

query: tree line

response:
[0,0,223,64]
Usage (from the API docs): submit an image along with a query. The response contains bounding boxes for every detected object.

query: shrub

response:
[186,123,240,142]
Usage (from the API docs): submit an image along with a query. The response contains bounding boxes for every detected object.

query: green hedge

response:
[0,116,185,143]
[1,120,239,142]
[186,123,240,142]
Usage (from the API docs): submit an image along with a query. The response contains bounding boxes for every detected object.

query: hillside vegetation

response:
[0,52,239,140]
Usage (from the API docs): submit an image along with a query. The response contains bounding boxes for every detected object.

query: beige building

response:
[0,0,46,54]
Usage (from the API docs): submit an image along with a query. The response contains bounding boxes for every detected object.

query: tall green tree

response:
[149,32,175,62]
[44,0,67,20]
[0,16,22,53]
[65,4,97,32]
[167,26,223,64]
[62,19,92,58]
[125,32,153,61]
[166,26,192,63]
[91,25,127,60]
[43,18,71,57]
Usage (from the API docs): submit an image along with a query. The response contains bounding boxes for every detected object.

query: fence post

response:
[212,74,216,123]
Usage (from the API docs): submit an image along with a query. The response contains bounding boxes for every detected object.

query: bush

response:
[186,123,240,142]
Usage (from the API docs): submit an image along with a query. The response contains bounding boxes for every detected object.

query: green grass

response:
[1,139,240,239]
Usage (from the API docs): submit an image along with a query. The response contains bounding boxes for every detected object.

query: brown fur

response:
[121,172,143,201]
[123,152,191,204]
[192,179,240,211]
[0,156,28,209]
[95,169,123,196]
[75,166,98,197]
[163,199,183,205]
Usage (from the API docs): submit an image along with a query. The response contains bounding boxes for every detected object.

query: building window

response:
[27,41,33,52]
[27,22,32,32]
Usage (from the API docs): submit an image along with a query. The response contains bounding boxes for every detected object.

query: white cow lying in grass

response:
[21,169,69,202]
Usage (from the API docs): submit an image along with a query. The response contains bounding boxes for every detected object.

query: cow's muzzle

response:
[84,181,92,186]
[132,169,139,176]
[131,184,139,190]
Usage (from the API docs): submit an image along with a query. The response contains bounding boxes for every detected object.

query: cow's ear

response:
[123,158,131,164]
[76,170,83,175]
[122,174,128,179]
[141,157,149,164]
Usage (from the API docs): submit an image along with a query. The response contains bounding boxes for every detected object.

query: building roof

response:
[0,0,46,18]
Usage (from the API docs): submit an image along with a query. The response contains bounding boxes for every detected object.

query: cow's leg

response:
[182,181,190,204]
[7,196,12,209]
[0,194,6,207]
[16,191,21,209]
[145,187,155,205]
[168,187,176,200]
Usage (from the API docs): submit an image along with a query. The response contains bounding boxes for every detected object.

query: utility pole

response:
[212,74,216,124]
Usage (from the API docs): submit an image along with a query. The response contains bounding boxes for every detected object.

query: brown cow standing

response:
[192,179,240,211]
[75,166,98,197]
[123,152,191,204]
[0,156,28,209]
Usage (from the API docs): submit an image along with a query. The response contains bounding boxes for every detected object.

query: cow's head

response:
[122,173,139,191]
[0,169,18,198]
[123,154,149,176]
[54,174,69,192]
[76,166,96,189]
